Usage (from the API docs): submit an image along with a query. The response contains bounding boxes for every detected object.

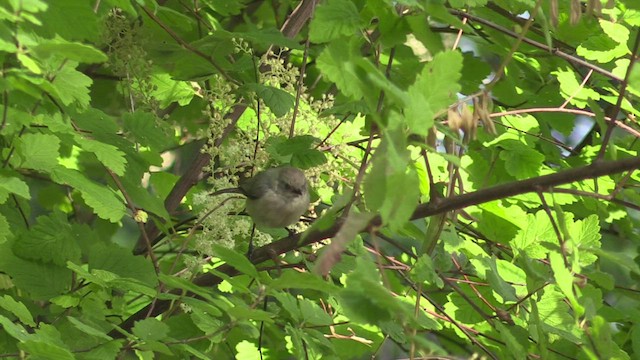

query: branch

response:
[133,0,317,254]
[115,156,640,334]
[448,9,623,82]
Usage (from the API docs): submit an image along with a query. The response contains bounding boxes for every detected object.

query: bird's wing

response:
[239,171,270,199]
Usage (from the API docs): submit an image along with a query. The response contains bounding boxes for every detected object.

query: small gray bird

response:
[239,166,310,228]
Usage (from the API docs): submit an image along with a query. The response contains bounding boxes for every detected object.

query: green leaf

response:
[316,39,364,101]
[19,340,75,360]
[498,139,545,180]
[0,214,8,244]
[271,135,328,169]
[549,252,582,316]
[410,254,443,288]
[159,274,216,302]
[567,214,601,267]
[511,211,554,259]
[291,149,327,169]
[495,322,527,360]
[211,244,258,278]
[88,242,158,288]
[0,314,29,341]
[309,0,362,43]
[236,28,302,50]
[272,292,301,321]
[576,20,629,63]
[554,68,601,108]
[34,38,107,63]
[15,133,60,171]
[149,73,195,108]
[270,271,340,293]
[50,62,92,108]
[364,121,419,230]
[122,111,172,151]
[75,136,127,176]
[0,295,35,327]
[50,166,126,223]
[589,315,631,359]
[17,53,42,74]
[484,257,518,302]
[405,51,462,136]
[274,135,316,154]
[0,174,30,203]
[244,83,295,117]
[132,318,170,342]
[66,316,112,340]
[39,0,99,42]
[0,243,71,299]
[190,307,224,334]
[13,210,81,266]
[535,288,581,342]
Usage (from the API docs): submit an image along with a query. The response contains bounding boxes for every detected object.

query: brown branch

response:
[448,9,623,82]
[597,27,640,160]
[133,1,318,254]
[114,156,640,335]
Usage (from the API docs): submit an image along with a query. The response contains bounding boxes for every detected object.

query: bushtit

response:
[239,166,310,228]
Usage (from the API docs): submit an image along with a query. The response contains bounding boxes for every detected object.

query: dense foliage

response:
[1,0,640,358]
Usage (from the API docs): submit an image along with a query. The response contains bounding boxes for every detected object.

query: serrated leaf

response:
[498,139,544,180]
[244,83,295,117]
[39,1,99,42]
[535,288,581,342]
[0,244,71,299]
[272,292,301,321]
[568,214,601,266]
[132,318,170,342]
[411,254,443,288]
[0,214,8,244]
[122,111,172,151]
[495,322,527,360]
[89,242,158,288]
[317,39,364,100]
[576,20,629,63]
[50,166,126,222]
[67,316,112,340]
[405,51,462,136]
[512,211,554,259]
[237,28,302,49]
[19,340,75,360]
[485,257,518,302]
[0,174,30,203]
[150,73,195,108]
[16,133,60,171]
[274,135,317,155]
[270,271,340,293]
[363,122,418,230]
[291,149,327,169]
[309,0,362,43]
[212,244,258,278]
[34,39,107,63]
[51,62,92,108]
[236,341,261,360]
[549,252,582,316]
[74,136,127,176]
[554,68,601,108]
[13,210,81,266]
[190,307,224,334]
[0,314,29,341]
[17,53,42,74]
[0,295,35,327]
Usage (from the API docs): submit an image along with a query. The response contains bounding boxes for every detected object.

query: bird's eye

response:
[283,182,301,195]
